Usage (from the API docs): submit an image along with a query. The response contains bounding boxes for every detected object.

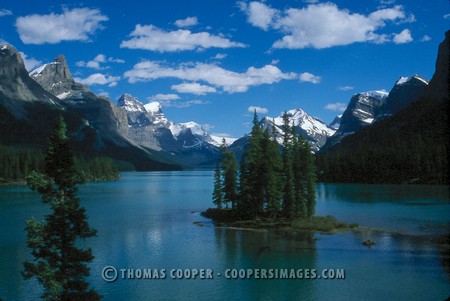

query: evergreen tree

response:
[261,128,282,218]
[212,162,224,209]
[241,111,265,217]
[221,140,238,209]
[22,116,100,301]
[281,112,295,219]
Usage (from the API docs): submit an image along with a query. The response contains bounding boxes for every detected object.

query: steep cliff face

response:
[381,75,429,117]
[325,91,387,146]
[423,30,450,102]
[30,55,130,140]
[0,44,59,116]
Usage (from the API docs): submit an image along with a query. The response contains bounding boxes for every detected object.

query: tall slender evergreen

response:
[221,141,238,209]
[22,116,100,301]
[212,162,223,209]
[281,112,295,219]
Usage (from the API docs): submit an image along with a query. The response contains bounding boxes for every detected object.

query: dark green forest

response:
[212,112,316,220]
[0,144,119,183]
[316,96,449,184]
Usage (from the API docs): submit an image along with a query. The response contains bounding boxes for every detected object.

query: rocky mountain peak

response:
[117,93,146,113]
[29,54,85,99]
[423,30,449,101]
[0,44,58,113]
[0,44,25,77]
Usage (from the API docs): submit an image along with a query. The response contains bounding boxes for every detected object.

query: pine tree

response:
[221,140,238,209]
[261,128,282,218]
[281,112,295,219]
[212,162,224,209]
[22,116,100,301]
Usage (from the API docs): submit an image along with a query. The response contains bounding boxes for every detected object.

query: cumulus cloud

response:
[392,29,413,44]
[19,51,42,71]
[299,72,321,84]
[240,1,415,49]
[15,8,108,44]
[338,85,354,91]
[148,95,208,108]
[0,9,12,17]
[174,16,198,28]
[124,61,297,93]
[171,82,217,95]
[420,35,431,42]
[120,24,246,52]
[238,1,278,31]
[76,54,124,70]
[324,102,347,112]
[148,94,181,101]
[248,106,268,114]
[74,73,120,87]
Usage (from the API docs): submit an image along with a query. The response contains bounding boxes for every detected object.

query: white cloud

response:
[0,9,12,17]
[148,94,180,101]
[120,24,246,52]
[324,102,347,112]
[214,53,227,60]
[299,72,321,84]
[160,99,209,108]
[238,1,278,31]
[393,29,413,44]
[443,13,450,20]
[124,61,297,93]
[74,73,120,87]
[248,106,268,114]
[338,85,354,91]
[15,8,108,44]
[171,82,217,95]
[76,54,124,70]
[174,16,198,28]
[18,51,42,71]
[240,2,415,49]
[98,91,110,98]
[420,35,431,42]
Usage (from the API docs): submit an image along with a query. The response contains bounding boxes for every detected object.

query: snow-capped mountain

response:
[263,109,336,152]
[329,90,388,144]
[380,74,429,118]
[329,115,342,130]
[325,75,429,148]
[117,93,223,165]
[229,108,336,155]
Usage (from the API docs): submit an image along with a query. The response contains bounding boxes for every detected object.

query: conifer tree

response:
[22,116,100,301]
[260,128,282,218]
[220,139,238,209]
[212,162,223,209]
[281,112,295,219]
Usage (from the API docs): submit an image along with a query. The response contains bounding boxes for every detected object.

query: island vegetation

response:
[203,112,357,233]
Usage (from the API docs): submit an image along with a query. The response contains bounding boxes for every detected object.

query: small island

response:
[202,208,358,233]
[202,112,358,234]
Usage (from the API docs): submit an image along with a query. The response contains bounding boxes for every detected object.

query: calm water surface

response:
[0,171,449,300]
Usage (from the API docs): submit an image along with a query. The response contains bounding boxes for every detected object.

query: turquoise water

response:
[0,171,449,300]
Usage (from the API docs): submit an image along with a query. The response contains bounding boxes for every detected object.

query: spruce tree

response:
[22,116,100,301]
[212,162,224,209]
[221,142,238,209]
[281,112,295,219]
[261,128,282,218]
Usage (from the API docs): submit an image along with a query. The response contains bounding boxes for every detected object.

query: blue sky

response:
[0,0,449,138]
